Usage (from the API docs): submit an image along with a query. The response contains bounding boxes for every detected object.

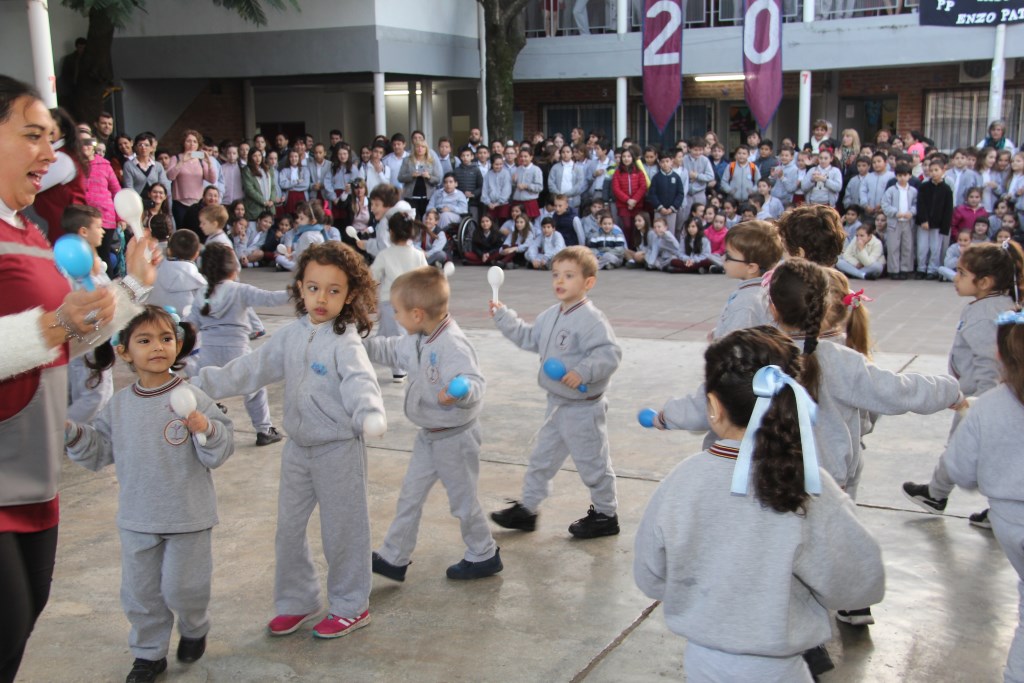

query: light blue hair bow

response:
[730,365,821,496]
[997,310,1024,326]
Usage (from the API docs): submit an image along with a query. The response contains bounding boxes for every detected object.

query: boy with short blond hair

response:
[490,245,622,539]
[364,266,501,581]
[713,220,783,339]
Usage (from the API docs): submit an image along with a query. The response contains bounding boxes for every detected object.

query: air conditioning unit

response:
[960,59,1016,84]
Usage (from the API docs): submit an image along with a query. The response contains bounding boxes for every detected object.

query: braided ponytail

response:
[768,259,830,394]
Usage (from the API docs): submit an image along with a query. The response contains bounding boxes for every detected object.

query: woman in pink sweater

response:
[166,128,216,227]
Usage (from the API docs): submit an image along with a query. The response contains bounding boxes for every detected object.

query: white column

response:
[798,0,815,147]
[408,80,419,134]
[989,23,1007,125]
[616,77,627,145]
[478,2,489,143]
[242,79,257,141]
[27,0,57,108]
[616,0,628,144]
[373,72,387,137]
[422,79,434,147]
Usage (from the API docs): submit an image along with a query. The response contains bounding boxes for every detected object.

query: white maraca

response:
[443,261,455,277]
[169,385,207,446]
[113,188,151,259]
[345,226,359,239]
[363,412,387,438]
[487,265,504,302]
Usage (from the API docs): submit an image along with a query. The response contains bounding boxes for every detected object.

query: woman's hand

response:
[63,288,116,335]
[125,235,162,287]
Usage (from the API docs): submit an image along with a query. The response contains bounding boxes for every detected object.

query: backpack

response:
[728,162,757,185]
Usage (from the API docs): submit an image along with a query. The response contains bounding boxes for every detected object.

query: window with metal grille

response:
[925,88,1023,152]
[633,101,715,148]
[543,104,615,140]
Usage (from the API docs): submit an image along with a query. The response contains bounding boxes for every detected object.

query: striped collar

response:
[425,315,452,344]
[133,375,184,398]
[970,292,1010,306]
[738,276,763,290]
[709,440,740,460]
[560,298,588,315]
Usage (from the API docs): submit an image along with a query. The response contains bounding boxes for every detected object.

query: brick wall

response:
[161,79,245,149]
[514,79,617,135]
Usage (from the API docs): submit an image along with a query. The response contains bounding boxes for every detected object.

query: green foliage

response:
[61,0,300,28]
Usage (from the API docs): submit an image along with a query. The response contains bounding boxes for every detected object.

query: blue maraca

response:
[53,234,95,291]
[446,375,471,399]
[638,408,658,428]
[542,358,587,393]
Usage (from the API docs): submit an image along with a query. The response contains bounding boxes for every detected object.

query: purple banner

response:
[642,0,684,134]
[743,0,783,131]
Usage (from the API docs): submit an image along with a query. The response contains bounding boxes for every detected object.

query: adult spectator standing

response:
[167,129,216,228]
[121,133,171,199]
[93,111,116,160]
[977,120,1017,155]
[383,133,408,192]
[466,127,483,153]
[0,75,158,683]
[56,38,86,120]
[242,148,277,223]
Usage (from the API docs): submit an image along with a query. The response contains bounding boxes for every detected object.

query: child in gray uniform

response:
[903,241,1024,527]
[490,246,623,538]
[191,242,385,641]
[712,220,783,340]
[65,306,234,683]
[365,266,502,582]
[635,327,885,683]
[942,315,1024,682]
[188,243,289,446]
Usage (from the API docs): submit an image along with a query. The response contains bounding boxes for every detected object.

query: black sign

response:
[920,0,1024,25]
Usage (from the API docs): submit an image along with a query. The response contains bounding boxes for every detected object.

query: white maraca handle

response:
[487,265,504,302]
[169,386,207,446]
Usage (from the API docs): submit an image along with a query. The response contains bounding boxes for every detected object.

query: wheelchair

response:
[439,211,478,260]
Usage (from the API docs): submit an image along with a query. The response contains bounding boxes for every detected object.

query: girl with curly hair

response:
[190,241,385,641]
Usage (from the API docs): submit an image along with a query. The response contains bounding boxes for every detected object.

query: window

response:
[543,104,615,140]
[633,101,715,148]
[925,88,1024,152]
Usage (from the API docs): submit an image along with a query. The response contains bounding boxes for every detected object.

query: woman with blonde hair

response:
[398,140,442,219]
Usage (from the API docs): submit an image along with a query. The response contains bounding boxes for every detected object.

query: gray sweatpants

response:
[119,528,212,661]
[379,422,496,566]
[274,439,371,619]
[684,641,813,682]
[991,503,1024,683]
[377,302,407,376]
[197,344,272,432]
[886,219,915,274]
[521,396,617,515]
[928,411,964,500]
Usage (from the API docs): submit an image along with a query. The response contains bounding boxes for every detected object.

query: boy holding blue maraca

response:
[490,245,623,538]
[363,266,501,581]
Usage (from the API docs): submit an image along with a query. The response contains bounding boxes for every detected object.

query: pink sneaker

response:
[267,612,318,636]
[312,610,371,639]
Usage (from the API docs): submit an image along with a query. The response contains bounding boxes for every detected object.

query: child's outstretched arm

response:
[189,387,235,469]
[337,340,386,435]
[64,407,115,472]
[660,384,710,432]
[831,350,963,416]
[192,332,286,399]
[492,305,541,352]
[237,283,292,309]
[363,334,413,371]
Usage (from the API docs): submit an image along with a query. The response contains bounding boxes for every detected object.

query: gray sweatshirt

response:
[493,298,621,402]
[949,294,1016,396]
[661,338,961,487]
[65,375,234,534]
[150,259,206,318]
[713,277,771,339]
[364,316,484,432]
[192,315,384,447]
[634,441,885,657]
[185,280,291,347]
[944,383,1024,504]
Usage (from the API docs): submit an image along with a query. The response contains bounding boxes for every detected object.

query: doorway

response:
[837,97,898,143]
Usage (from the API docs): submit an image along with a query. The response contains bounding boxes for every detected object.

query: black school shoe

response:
[126,657,167,683]
[446,548,504,580]
[568,506,620,539]
[177,634,206,663]
[902,482,947,514]
[372,551,409,582]
[490,501,537,531]
[802,645,835,677]
[256,427,283,447]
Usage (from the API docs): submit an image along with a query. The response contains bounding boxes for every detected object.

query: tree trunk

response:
[71,8,116,127]
[482,0,530,142]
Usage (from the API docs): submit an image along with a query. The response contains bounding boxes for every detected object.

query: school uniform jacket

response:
[682,155,715,195]
[712,276,771,339]
[916,180,954,234]
[949,294,1017,396]
[859,171,895,210]
[800,165,843,205]
[493,298,621,402]
[770,160,799,204]
[634,440,885,657]
[721,162,761,202]
[647,170,686,212]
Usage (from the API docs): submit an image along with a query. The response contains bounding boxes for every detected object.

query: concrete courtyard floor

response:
[17,265,1018,682]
